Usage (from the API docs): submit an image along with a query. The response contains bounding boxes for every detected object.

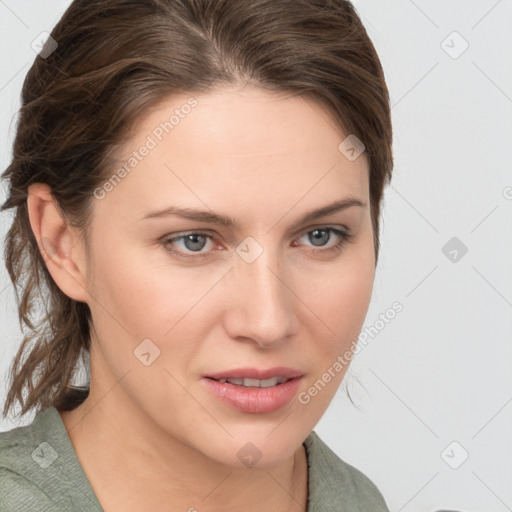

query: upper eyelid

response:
[166,225,348,247]
[296,224,349,237]
[169,223,350,238]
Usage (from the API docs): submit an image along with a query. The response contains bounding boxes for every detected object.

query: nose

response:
[222,245,297,348]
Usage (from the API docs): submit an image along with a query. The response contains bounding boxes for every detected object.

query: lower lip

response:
[201,377,303,414]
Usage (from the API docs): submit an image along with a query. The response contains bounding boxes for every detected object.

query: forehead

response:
[96,86,369,224]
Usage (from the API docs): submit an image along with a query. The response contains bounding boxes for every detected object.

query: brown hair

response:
[1,0,393,420]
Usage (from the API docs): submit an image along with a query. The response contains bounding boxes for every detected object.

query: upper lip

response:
[204,367,303,381]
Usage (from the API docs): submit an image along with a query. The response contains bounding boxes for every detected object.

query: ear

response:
[26,183,91,303]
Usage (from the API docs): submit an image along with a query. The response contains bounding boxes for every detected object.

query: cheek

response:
[292,252,374,419]
[296,241,375,355]
[332,262,374,333]
[87,240,226,345]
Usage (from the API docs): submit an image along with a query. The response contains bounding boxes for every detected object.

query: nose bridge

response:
[228,236,294,345]
[243,248,282,300]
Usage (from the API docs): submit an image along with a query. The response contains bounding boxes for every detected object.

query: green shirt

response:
[1,407,389,511]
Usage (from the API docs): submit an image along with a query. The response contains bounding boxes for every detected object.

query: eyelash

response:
[162,227,353,260]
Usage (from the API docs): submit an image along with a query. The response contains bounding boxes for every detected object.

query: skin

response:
[26,85,375,512]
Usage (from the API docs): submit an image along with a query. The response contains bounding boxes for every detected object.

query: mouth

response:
[201,367,304,414]
[205,376,291,388]
[203,366,303,382]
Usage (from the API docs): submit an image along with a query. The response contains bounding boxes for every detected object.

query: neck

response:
[58,388,309,512]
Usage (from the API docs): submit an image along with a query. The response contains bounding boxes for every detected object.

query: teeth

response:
[216,377,289,388]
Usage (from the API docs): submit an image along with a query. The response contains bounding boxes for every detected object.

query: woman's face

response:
[83,85,375,467]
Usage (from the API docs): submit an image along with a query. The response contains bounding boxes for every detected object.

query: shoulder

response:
[0,408,62,511]
[0,407,62,475]
[304,430,389,512]
[0,467,61,512]
[0,407,101,511]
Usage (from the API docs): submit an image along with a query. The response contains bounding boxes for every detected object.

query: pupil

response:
[309,229,329,247]
[184,234,207,251]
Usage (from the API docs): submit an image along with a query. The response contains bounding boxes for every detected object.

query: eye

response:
[293,227,352,253]
[161,226,353,260]
[163,231,215,258]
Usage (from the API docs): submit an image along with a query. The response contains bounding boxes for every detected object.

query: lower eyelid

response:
[172,233,215,249]
[296,227,349,244]
[164,227,350,256]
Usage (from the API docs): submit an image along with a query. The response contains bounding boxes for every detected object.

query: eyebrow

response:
[139,197,366,229]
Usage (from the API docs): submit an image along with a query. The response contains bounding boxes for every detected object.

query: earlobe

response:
[26,183,90,303]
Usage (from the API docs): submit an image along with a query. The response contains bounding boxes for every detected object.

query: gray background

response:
[1,1,511,511]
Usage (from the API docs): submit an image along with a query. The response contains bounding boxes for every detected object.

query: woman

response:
[0,0,393,510]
